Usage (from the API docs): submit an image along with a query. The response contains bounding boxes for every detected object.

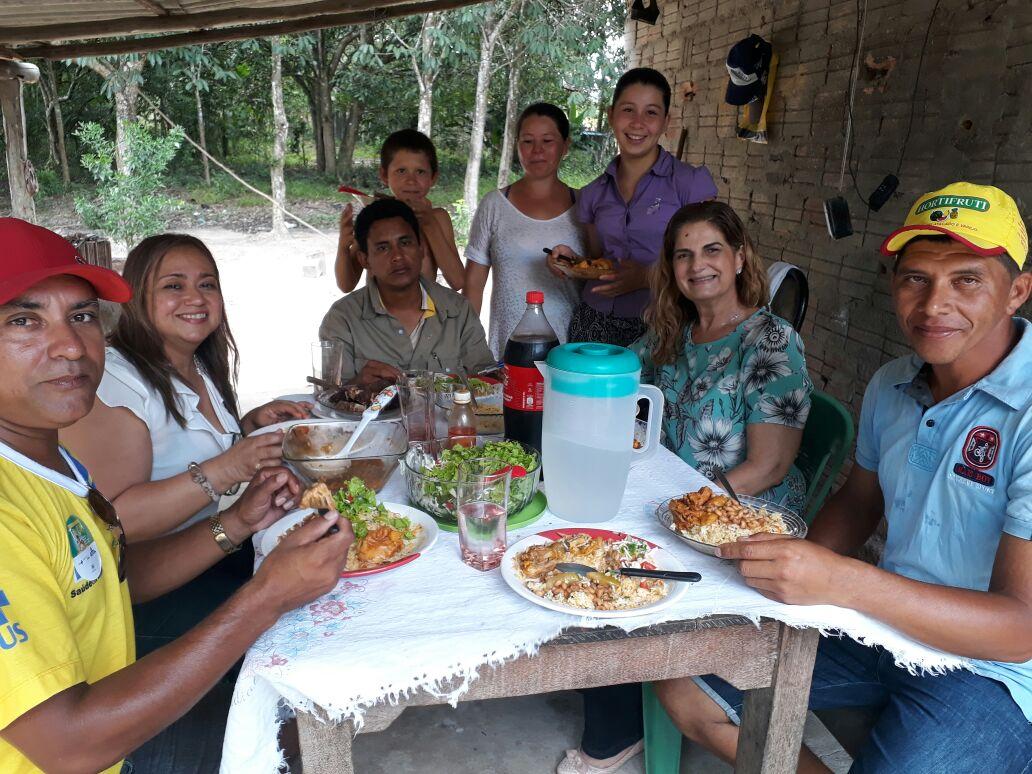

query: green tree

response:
[74,121,184,249]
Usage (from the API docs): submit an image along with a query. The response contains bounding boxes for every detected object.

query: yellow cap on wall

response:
[880,182,1028,269]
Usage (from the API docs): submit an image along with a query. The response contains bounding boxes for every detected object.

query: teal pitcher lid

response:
[546,342,641,374]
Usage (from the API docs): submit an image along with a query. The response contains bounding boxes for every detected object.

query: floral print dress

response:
[632,310,813,512]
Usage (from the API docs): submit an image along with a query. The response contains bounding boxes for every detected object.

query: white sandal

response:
[555,740,645,774]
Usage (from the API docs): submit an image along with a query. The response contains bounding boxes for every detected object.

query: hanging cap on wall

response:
[725,34,773,106]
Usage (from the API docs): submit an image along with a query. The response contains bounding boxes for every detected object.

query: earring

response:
[736,267,742,275]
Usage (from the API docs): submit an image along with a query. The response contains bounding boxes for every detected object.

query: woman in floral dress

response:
[633,201,812,511]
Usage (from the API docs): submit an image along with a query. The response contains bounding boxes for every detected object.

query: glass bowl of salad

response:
[401,437,541,525]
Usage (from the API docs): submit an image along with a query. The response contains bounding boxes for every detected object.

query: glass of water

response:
[455,458,510,571]
[311,340,343,387]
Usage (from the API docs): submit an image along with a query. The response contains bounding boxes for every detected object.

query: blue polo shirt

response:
[856,317,1032,723]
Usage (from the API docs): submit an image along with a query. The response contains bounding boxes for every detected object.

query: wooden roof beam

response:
[134,0,172,15]
[0,1,371,46]
[8,0,485,59]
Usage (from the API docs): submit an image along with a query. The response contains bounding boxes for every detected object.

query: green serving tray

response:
[431,490,547,533]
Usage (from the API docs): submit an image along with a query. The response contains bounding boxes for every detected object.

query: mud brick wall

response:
[627,0,1032,418]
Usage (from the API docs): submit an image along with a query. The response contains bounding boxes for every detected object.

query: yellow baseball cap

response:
[879,182,1028,269]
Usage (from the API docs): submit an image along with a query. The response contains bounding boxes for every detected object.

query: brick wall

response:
[627,0,1032,418]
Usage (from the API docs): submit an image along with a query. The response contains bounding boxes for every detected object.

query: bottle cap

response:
[453,389,472,404]
[526,291,544,304]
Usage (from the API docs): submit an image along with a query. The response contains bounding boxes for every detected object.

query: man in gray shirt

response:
[319,199,495,384]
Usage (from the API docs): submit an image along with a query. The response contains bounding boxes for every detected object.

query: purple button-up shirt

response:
[576,147,718,318]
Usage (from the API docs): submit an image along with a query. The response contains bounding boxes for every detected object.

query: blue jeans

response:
[699,636,1032,773]
[123,680,235,773]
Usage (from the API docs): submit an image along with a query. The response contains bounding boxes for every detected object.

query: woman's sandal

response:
[555,740,645,774]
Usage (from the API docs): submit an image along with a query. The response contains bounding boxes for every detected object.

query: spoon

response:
[711,468,742,504]
[336,384,399,459]
[555,562,701,583]
[307,375,341,391]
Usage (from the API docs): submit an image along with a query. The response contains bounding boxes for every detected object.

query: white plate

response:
[500,528,689,619]
[258,502,439,577]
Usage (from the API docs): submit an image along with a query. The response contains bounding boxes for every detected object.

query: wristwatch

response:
[209,513,241,554]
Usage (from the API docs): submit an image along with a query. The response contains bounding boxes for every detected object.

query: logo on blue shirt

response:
[0,589,29,650]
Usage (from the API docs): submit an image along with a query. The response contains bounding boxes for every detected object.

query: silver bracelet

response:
[188,461,220,503]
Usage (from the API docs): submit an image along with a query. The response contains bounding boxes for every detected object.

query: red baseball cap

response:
[0,218,132,305]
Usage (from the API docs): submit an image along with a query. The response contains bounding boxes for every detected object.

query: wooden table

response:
[296,615,818,774]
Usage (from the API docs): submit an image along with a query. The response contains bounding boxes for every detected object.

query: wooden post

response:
[0,59,39,222]
[734,624,819,774]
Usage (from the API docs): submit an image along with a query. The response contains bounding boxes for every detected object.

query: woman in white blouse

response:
[62,234,307,653]
[463,102,585,356]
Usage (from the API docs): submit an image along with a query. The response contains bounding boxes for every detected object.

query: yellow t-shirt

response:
[0,443,134,774]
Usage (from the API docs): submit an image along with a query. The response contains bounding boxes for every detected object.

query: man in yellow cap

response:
[652,183,1032,771]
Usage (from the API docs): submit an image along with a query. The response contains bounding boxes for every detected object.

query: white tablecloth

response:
[221,447,970,773]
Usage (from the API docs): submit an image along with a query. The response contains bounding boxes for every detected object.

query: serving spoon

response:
[555,562,701,583]
[335,384,399,459]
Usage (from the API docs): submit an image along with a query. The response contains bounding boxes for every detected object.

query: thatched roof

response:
[0,0,482,59]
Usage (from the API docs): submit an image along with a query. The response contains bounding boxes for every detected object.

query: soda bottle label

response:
[503,364,545,412]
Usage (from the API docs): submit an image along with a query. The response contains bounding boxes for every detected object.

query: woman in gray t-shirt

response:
[463,103,585,357]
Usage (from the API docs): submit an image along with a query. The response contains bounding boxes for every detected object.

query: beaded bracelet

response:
[188,461,220,503]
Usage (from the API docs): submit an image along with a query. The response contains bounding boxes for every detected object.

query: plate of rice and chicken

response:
[500,528,689,618]
[259,478,438,576]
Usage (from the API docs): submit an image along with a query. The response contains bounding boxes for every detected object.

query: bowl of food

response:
[282,419,407,492]
[401,436,541,525]
[656,486,806,557]
[434,375,504,435]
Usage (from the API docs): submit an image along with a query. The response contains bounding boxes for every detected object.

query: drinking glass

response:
[311,340,343,386]
[455,458,510,571]
[398,369,435,442]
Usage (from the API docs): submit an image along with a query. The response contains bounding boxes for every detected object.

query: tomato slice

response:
[494,464,528,479]
[642,561,656,571]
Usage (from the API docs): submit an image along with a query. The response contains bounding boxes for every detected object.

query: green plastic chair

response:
[642,392,855,771]
[795,390,855,524]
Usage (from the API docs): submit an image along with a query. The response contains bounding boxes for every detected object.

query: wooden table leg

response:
[734,624,819,774]
[297,711,356,774]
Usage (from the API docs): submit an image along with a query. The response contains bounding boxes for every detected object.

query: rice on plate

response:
[514,533,669,612]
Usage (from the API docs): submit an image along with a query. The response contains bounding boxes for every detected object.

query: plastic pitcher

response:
[536,343,664,522]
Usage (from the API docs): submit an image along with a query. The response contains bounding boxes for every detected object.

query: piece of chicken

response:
[299,482,335,510]
[356,525,404,564]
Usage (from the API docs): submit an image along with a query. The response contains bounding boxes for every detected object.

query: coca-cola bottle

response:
[503,291,559,452]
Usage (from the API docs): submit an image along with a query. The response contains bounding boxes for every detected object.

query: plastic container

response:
[537,343,664,522]
[447,389,478,447]
[502,291,558,451]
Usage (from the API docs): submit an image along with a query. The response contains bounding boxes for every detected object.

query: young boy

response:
[335,129,464,293]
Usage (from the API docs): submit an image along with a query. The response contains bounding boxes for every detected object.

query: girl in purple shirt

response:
[552,68,718,774]
[548,67,718,349]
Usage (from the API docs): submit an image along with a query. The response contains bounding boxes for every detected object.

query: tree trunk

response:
[85,58,144,174]
[270,38,289,236]
[52,96,70,184]
[463,0,520,214]
[415,13,439,137]
[336,100,363,182]
[416,74,433,137]
[316,77,335,176]
[0,76,36,222]
[194,79,211,185]
[496,48,522,189]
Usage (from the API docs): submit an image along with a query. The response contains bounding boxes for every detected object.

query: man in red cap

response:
[654,184,1032,771]
[0,219,353,773]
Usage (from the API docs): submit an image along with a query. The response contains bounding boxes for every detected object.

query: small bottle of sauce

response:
[447,388,477,448]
